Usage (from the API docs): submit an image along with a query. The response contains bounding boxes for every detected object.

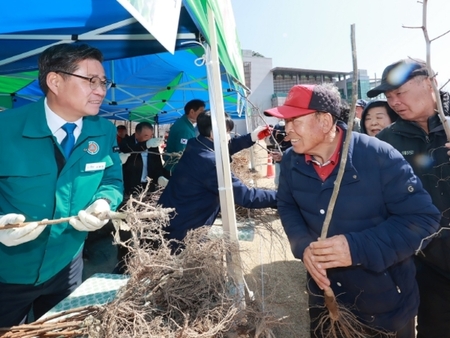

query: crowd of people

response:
[262,58,450,338]
[1,41,450,338]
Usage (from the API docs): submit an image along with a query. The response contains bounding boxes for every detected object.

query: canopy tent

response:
[0,1,199,75]
[183,0,245,86]
[0,0,244,84]
[0,47,244,124]
[0,71,38,110]
[0,0,246,124]
[102,47,243,124]
[0,0,249,301]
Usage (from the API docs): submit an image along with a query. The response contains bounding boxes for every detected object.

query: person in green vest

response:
[163,99,206,177]
[0,43,123,327]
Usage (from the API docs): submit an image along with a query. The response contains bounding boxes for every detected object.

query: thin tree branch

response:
[402,25,423,29]
[440,78,450,91]
[430,28,450,42]
[421,0,450,141]
[0,209,174,230]
[320,24,358,240]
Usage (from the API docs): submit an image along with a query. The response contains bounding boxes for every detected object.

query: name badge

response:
[85,162,106,171]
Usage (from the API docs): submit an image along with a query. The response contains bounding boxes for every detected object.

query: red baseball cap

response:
[265,84,341,119]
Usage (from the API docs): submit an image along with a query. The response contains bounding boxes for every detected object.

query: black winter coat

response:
[377,91,450,273]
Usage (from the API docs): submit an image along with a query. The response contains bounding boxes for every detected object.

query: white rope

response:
[194,55,206,67]
[179,40,206,68]
[247,177,266,311]
[260,226,266,312]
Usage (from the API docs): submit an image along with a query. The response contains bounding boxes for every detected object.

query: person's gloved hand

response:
[0,214,47,247]
[119,153,130,164]
[146,138,164,148]
[69,199,110,232]
[158,176,169,187]
[251,125,272,142]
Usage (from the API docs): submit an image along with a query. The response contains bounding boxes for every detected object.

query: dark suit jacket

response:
[119,134,164,195]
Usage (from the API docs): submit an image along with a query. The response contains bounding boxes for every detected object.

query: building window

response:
[243,62,251,89]
[273,73,298,93]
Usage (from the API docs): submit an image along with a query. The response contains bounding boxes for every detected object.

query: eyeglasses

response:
[55,70,112,90]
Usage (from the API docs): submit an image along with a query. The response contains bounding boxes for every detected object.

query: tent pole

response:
[205,5,245,309]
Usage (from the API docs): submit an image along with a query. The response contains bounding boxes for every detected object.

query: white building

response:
[239,49,372,127]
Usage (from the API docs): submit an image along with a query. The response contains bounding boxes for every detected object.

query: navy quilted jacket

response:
[159,134,277,241]
[277,121,440,332]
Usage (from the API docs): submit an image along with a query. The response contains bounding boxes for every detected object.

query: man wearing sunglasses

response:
[0,43,123,326]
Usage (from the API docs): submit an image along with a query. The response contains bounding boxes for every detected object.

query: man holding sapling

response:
[0,43,123,326]
[265,83,440,337]
[368,58,450,338]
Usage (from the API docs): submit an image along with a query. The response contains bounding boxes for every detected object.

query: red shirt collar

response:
[305,126,344,181]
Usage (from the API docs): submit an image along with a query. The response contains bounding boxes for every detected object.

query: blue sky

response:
[230,0,450,89]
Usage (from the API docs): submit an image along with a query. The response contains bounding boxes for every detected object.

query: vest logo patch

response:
[180,138,188,145]
[87,141,100,155]
[402,150,414,156]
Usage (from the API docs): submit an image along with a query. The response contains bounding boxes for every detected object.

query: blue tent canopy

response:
[0,1,200,75]
[12,47,244,124]
[101,47,243,124]
[0,1,247,124]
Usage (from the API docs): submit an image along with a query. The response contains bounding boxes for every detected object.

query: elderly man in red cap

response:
[265,83,440,337]
[368,57,450,338]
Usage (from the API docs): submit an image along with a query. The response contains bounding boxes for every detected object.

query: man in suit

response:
[119,122,165,195]
[0,43,123,326]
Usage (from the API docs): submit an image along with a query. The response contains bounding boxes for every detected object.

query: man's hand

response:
[309,235,352,269]
[303,235,352,290]
[119,153,130,164]
[0,214,47,247]
[146,138,163,148]
[303,246,330,290]
[251,125,272,142]
[70,199,110,232]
